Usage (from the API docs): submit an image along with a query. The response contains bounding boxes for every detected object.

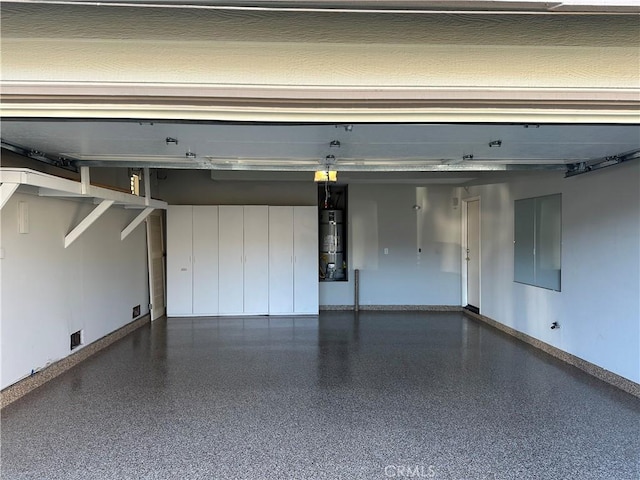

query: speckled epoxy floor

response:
[2,312,639,480]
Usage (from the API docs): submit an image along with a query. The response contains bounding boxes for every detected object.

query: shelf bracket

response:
[80,166,90,194]
[64,199,114,248]
[121,207,155,241]
[0,183,19,210]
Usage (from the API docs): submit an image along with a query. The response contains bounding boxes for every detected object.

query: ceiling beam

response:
[71,159,568,171]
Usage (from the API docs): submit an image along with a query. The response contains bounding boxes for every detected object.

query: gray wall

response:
[155,170,317,206]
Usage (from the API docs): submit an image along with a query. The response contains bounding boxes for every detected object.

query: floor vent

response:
[70,330,82,350]
[464,305,480,314]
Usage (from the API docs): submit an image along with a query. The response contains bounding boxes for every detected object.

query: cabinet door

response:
[244,206,269,314]
[269,206,294,314]
[294,206,319,314]
[218,206,245,314]
[193,206,219,315]
[166,206,193,316]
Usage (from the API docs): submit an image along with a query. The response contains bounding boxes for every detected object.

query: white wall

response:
[463,162,640,383]
[0,192,150,389]
[320,184,462,306]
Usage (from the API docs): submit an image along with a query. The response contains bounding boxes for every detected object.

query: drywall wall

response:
[0,192,150,390]
[155,169,317,206]
[320,184,462,306]
[462,161,640,384]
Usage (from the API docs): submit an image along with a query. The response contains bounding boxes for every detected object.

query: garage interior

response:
[1,0,639,478]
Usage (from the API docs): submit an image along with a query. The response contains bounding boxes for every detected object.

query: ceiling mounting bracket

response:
[1,140,78,172]
[565,149,640,178]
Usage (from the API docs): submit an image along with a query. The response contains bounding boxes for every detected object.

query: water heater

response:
[319,209,345,280]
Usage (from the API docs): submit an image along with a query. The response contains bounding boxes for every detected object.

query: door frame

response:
[461,196,481,312]
[146,210,166,321]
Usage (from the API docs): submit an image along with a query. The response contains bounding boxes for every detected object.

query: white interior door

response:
[466,199,481,312]
[243,206,269,314]
[293,206,319,314]
[146,211,166,320]
[269,206,294,314]
[166,206,193,316]
[218,206,245,314]
[193,206,219,315]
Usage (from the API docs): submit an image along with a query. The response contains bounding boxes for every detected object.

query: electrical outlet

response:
[132,305,141,318]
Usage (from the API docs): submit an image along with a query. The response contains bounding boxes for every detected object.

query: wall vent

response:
[132,305,141,318]
[70,330,82,350]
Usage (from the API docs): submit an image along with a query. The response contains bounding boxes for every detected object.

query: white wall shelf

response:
[0,167,167,247]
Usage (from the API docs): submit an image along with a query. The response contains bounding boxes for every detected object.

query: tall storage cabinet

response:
[243,206,269,314]
[218,206,245,314]
[268,206,318,315]
[167,204,318,317]
[192,206,219,315]
[166,206,193,316]
[268,207,295,315]
[293,206,319,314]
[167,205,219,316]
[218,205,270,315]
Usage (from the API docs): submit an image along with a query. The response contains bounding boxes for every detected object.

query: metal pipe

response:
[354,269,359,312]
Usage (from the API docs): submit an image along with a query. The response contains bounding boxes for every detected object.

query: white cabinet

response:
[268,207,295,315]
[243,206,269,314]
[218,206,245,314]
[167,206,219,316]
[218,205,269,315]
[168,204,318,317]
[192,206,219,315]
[166,206,193,316]
[293,206,319,314]
[269,206,318,315]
